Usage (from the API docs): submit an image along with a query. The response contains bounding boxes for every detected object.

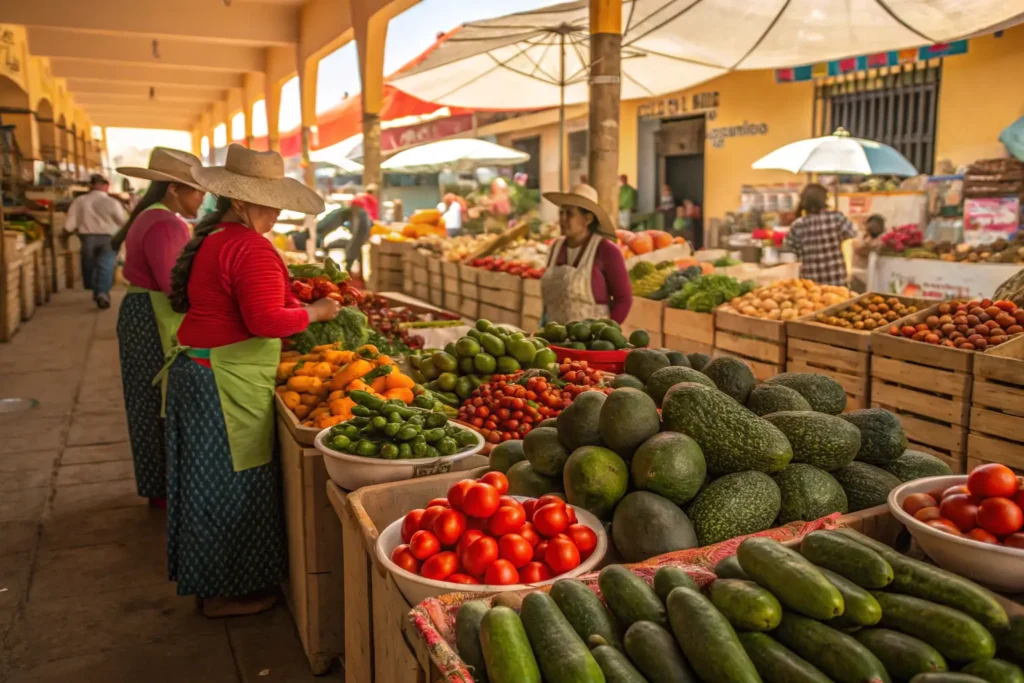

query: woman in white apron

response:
[540,184,633,324]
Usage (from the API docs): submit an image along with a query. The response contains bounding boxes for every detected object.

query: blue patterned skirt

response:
[164,355,288,598]
[117,292,167,499]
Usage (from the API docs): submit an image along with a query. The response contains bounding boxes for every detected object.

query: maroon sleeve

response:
[143,216,191,295]
[230,238,310,339]
[598,238,633,324]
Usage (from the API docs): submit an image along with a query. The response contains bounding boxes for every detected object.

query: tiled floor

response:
[0,290,329,682]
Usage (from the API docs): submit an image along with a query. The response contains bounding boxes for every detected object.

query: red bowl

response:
[550,344,628,373]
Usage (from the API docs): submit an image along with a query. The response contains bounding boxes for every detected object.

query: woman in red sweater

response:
[162,144,338,618]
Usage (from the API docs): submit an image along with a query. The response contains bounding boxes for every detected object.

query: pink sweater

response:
[122,207,191,295]
[552,236,633,323]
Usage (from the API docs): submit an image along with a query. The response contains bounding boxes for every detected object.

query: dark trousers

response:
[345,207,370,275]
[80,234,116,297]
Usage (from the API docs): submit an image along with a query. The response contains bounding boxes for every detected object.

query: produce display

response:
[401,209,447,239]
[720,279,854,321]
[533,318,649,351]
[616,228,683,258]
[466,255,544,279]
[413,233,495,261]
[815,295,919,330]
[667,274,756,312]
[884,230,1024,264]
[628,260,681,298]
[886,298,1024,349]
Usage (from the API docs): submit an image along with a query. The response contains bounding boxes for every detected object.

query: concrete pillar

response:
[298,56,317,189]
[588,0,623,219]
[355,9,388,191]
[266,82,283,153]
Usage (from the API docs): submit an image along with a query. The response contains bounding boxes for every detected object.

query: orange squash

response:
[631,233,654,254]
[651,230,673,250]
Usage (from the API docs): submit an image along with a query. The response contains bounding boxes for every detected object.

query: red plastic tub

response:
[550,344,628,373]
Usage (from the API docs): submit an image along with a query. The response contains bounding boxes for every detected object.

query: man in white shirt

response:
[65,174,128,309]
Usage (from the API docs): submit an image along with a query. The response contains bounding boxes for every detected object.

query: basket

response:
[550,344,629,373]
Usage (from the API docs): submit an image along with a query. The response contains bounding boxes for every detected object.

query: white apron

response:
[541,234,611,323]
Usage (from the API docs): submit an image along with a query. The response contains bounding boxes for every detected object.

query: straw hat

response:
[543,183,616,238]
[116,147,205,191]
[191,144,325,215]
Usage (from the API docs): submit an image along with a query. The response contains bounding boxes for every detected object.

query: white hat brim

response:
[542,191,617,238]
[191,166,325,215]
[116,166,206,192]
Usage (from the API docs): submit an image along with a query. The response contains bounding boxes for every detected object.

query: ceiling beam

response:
[77,97,209,111]
[49,61,244,90]
[91,115,195,130]
[67,82,217,102]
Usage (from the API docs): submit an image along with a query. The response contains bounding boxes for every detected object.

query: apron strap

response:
[152,344,193,417]
[579,234,602,270]
[545,237,565,270]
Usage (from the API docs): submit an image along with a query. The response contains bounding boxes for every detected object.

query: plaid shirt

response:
[785,211,856,285]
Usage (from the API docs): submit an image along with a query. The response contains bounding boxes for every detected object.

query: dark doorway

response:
[512,135,541,189]
[657,116,705,248]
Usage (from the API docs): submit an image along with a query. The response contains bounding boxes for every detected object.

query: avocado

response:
[610,373,646,390]
[523,427,570,477]
[628,329,650,347]
[473,353,497,374]
[507,339,537,365]
[536,418,558,429]
[455,337,481,358]
[489,440,526,474]
[624,348,670,383]
[542,322,568,343]
[687,352,712,371]
[688,471,782,546]
[507,460,563,497]
[646,366,716,406]
[747,384,812,416]
[840,409,909,465]
[762,411,862,472]
[562,446,629,520]
[882,450,953,482]
[612,491,699,562]
[764,373,847,415]
[661,382,793,476]
[556,390,606,451]
[773,464,849,524]
[665,350,691,367]
[571,341,589,350]
[496,356,521,374]
[570,322,592,342]
[702,356,757,403]
[631,432,706,504]
[598,388,661,460]
[830,461,902,512]
[590,340,615,351]
[600,327,629,349]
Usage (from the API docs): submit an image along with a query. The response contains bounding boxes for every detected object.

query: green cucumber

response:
[456,600,491,683]
[551,578,622,651]
[872,592,996,662]
[654,566,698,603]
[837,528,1008,631]
[819,568,881,627]
[666,586,762,683]
[800,530,894,588]
[598,565,667,629]
[738,632,832,683]
[623,621,696,683]
[909,675,989,683]
[715,555,751,580]
[520,591,603,683]
[854,628,948,680]
[774,612,892,683]
[995,616,1024,665]
[737,537,845,621]
[707,579,783,632]
[479,606,541,683]
[591,644,650,683]
[961,658,1024,683]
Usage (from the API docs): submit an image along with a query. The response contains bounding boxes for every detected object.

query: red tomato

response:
[499,495,525,514]
[1014,488,1024,510]
[446,480,476,512]
[903,493,938,517]
[566,524,598,560]
[533,540,550,562]
[463,483,501,519]
[456,529,486,562]
[484,559,520,585]
[533,503,570,537]
[545,537,581,574]
[565,506,578,525]
[522,499,538,522]
[941,485,972,500]
[401,510,425,544]
[925,486,948,503]
[462,536,499,577]
[426,498,451,509]
[420,551,460,581]
[465,515,489,531]
[977,497,1024,536]
[488,505,527,536]
[535,494,566,510]
[390,544,420,573]
[517,522,541,547]
[419,505,449,533]
[408,530,441,560]
[498,534,534,569]
[914,507,942,522]
[519,561,553,584]
[966,528,1000,544]
[968,463,1019,499]
[480,471,509,495]
[1004,532,1024,549]
[433,509,467,547]
[939,494,979,531]
[446,573,480,585]
[927,518,963,536]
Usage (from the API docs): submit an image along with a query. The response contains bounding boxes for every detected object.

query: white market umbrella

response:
[752,128,919,176]
[309,137,364,174]
[381,138,530,174]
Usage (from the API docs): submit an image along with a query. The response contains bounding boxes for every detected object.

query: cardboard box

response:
[623,298,665,335]
[522,295,544,319]
[523,278,542,298]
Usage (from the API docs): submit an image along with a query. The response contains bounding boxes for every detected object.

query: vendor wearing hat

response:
[162,144,340,618]
[541,184,632,324]
[113,148,207,509]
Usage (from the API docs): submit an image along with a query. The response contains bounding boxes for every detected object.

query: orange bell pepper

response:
[383,388,415,404]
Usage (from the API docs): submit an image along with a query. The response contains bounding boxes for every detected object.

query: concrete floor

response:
[0,290,329,682]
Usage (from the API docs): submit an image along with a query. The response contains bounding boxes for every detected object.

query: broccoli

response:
[667,274,746,312]
[288,306,369,353]
[628,261,657,282]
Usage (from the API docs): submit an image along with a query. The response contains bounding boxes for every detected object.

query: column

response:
[588,0,623,219]
[355,10,388,191]
[298,55,319,259]
[266,82,283,153]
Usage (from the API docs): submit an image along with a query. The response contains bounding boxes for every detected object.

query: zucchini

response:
[995,616,1024,665]
[456,600,491,683]
[479,606,541,683]
[551,578,622,651]
[800,530,894,588]
[909,675,989,683]
[623,621,696,683]
[737,537,845,621]
[591,644,650,683]
[738,631,832,683]
[872,592,996,662]
[854,628,948,681]
[819,568,881,627]
[666,586,762,683]
[961,658,1024,683]
[774,612,892,683]
[598,565,667,629]
[707,579,783,632]
[520,591,604,683]
[654,566,698,603]
[715,554,751,580]
[837,528,1009,631]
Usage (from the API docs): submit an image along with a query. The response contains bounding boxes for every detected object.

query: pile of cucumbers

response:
[455,530,1023,683]
[326,390,477,460]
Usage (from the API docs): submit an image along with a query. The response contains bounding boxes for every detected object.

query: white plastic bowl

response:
[376,497,608,605]
[314,423,486,490]
[888,474,1024,592]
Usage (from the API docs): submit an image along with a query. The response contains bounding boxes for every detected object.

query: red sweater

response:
[177,223,309,350]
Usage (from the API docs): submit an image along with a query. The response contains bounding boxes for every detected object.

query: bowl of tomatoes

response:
[376,471,608,605]
[888,465,1024,592]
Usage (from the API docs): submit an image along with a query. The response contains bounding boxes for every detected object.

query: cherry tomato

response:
[408,530,441,560]
[498,533,534,569]
[535,494,566,510]
[913,506,942,522]
[565,506,578,525]
[927,518,963,536]
[420,551,460,581]
[462,536,499,577]
[480,471,510,495]
[463,483,501,519]
[446,480,476,512]
[939,494,979,531]
[903,493,938,517]
[977,497,1024,536]
[533,540,550,562]
[484,559,520,585]
[446,573,480,585]
[968,463,1019,499]
[940,485,972,500]
[456,529,486,563]
[1004,532,1024,549]
[522,499,538,522]
[419,505,449,533]
[488,505,527,536]
[533,503,570,538]
[545,537,581,574]
[566,524,598,560]
[390,544,420,573]
[965,528,1000,544]
[433,509,467,547]
[517,522,541,546]
[426,498,451,509]
[401,509,425,544]
[519,561,553,584]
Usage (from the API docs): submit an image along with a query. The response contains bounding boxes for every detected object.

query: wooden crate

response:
[663,308,715,349]
[622,297,664,339]
[413,283,430,303]
[478,285,521,312]
[458,263,479,284]
[19,257,36,321]
[275,393,321,447]
[523,278,542,298]
[664,334,713,357]
[426,256,442,275]
[969,334,1024,474]
[3,259,22,341]
[521,314,541,333]
[459,297,479,320]
[27,243,45,305]
[428,287,443,308]
[54,248,67,293]
[42,247,53,297]
[522,294,543,320]
[428,272,443,292]
[442,292,461,313]
[713,309,786,381]
[479,302,520,327]
[64,246,82,290]
[489,271,524,294]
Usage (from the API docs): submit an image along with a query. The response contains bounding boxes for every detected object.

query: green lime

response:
[473,353,497,374]
[510,332,526,340]
[508,338,538,365]
[475,319,492,332]
[570,322,592,342]
[455,336,481,358]
[466,328,482,341]
[420,356,439,380]
[543,322,568,343]
[455,376,474,400]
[533,348,557,369]
[629,329,650,347]
[444,342,458,358]
[497,356,521,374]
[458,356,476,374]
[432,351,458,373]
[530,337,549,349]
[437,372,458,392]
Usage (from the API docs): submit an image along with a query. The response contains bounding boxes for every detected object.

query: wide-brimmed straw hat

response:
[116,148,205,191]
[543,183,616,238]
[191,144,325,215]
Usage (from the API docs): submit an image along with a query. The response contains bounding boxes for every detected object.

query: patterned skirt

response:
[164,355,288,599]
[117,292,167,499]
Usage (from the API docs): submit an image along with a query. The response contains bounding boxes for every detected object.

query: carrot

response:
[329,397,356,419]
[384,372,416,390]
[327,390,345,402]
[293,404,312,419]
[286,376,322,393]
[299,393,321,407]
[383,388,415,404]
[276,361,299,382]
[280,391,302,410]
[370,376,388,393]
[308,406,331,421]
[297,353,321,362]
[275,385,289,395]
[330,358,374,391]
[356,344,379,359]
[322,349,353,365]
[309,362,333,379]
[316,414,347,429]
[280,350,301,360]
[312,343,339,353]
[346,379,373,394]
[376,354,396,366]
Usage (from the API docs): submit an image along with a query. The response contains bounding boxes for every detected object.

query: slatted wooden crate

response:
[19,256,36,321]
[968,334,1024,474]
[54,248,67,293]
[713,309,785,381]
[622,297,664,348]
[662,308,715,356]
[2,259,21,341]
[28,243,45,305]
[42,247,53,297]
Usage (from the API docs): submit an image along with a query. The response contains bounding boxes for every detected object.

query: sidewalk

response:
[0,290,326,682]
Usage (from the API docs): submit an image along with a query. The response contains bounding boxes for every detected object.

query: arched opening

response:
[70,122,81,176]
[200,135,211,163]
[35,98,57,163]
[251,99,268,150]
[213,123,228,164]
[57,113,68,165]
[0,75,35,164]
[231,111,246,144]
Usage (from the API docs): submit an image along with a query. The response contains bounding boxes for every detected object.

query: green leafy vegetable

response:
[668,274,750,312]
[288,306,369,353]
[287,257,350,284]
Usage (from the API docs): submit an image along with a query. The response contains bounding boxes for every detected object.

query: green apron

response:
[125,202,184,357]
[155,336,281,472]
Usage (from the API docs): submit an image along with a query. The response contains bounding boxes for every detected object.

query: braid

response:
[110,181,169,251]
[169,197,231,313]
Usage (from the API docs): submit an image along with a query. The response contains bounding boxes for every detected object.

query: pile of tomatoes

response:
[902,463,1024,547]
[390,471,599,585]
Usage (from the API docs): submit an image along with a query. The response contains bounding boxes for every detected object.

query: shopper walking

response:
[66,174,128,308]
[785,183,857,286]
[618,174,637,230]
[111,148,206,509]
[345,183,379,276]
[162,144,338,617]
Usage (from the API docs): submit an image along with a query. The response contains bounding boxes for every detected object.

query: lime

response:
[629,329,650,347]
[455,336,481,358]
[571,342,588,351]
[497,356,521,374]
[473,353,497,374]
[436,372,458,392]
[466,328,482,341]
[530,337,549,349]
[475,319,492,332]
[508,339,537,365]
[459,356,476,374]
[533,348,557,369]
[510,332,526,340]
[570,322,592,342]
[480,333,506,357]
[454,376,474,400]
[433,351,458,373]
[543,323,568,343]
[444,342,458,358]
[420,356,439,380]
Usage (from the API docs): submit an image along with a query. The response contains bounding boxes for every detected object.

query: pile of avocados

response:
[534,318,651,351]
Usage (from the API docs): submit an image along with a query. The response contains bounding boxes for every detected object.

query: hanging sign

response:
[870,254,1023,301]
[638,91,719,120]
[776,40,968,83]
[963,197,1021,246]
